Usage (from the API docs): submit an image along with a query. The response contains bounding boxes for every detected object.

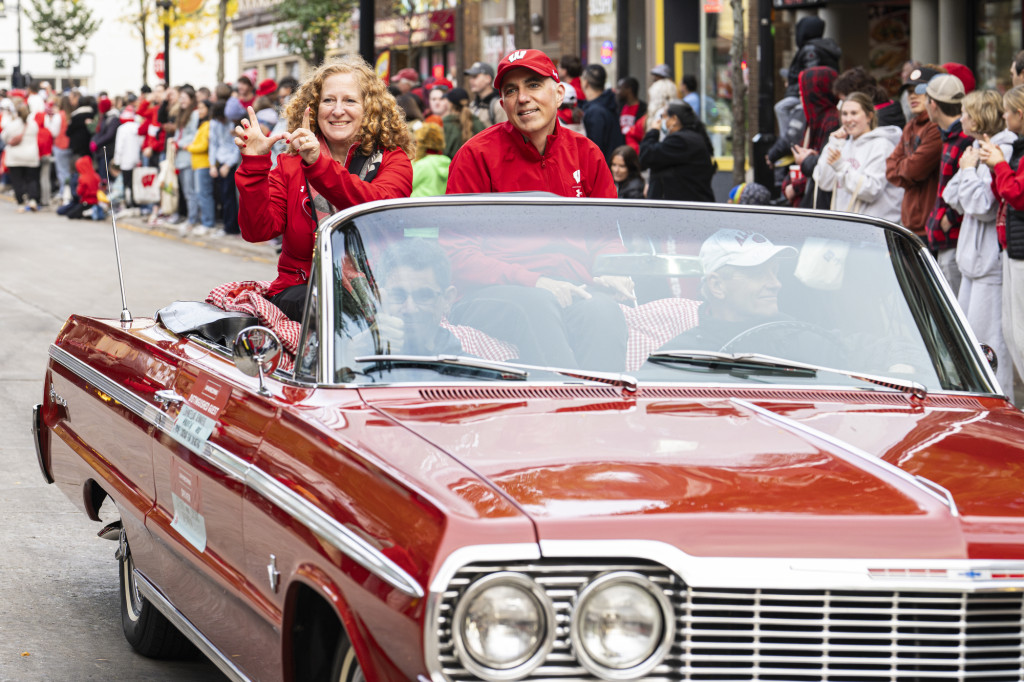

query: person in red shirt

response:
[443,49,632,369]
[234,55,414,321]
[446,50,615,197]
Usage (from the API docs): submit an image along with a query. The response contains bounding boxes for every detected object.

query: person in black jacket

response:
[774,16,841,149]
[610,145,644,198]
[581,64,625,163]
[639,101,715,202]
[66,95,96,160]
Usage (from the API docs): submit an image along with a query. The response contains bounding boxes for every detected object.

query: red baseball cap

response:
[494,49,560,90]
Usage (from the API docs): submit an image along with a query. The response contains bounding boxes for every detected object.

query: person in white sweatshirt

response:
[1,99,41,212]
[813,91,904,222]
[943,89,1016,393]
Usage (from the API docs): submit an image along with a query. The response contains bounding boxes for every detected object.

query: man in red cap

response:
[442,50,629,370]
[446,48,615,198]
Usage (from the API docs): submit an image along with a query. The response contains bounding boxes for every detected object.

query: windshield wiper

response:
[355,354,530,381]
[647,350,928,400]
[355,354,639,392]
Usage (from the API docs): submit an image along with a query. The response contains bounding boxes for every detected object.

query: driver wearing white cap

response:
[658,229,797,351]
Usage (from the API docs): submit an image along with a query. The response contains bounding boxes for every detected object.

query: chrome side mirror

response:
[980,343,998,372]
[233,326,282,396]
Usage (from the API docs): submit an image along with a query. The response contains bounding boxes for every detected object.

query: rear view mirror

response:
[233,327,282,396]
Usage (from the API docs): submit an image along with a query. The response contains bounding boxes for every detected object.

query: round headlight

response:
[571,572,674,679]
[453,572,555,680]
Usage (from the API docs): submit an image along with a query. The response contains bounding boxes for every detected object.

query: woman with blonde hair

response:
[411,122,449,196]
[944,89,1015,392]
[980,85,1024,392]
[235,54,414,321]
[813,91,903,221]
[442,87,484,158]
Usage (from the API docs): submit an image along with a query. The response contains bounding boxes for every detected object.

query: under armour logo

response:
[576,188,583,197]
[508,50,528,63]
[573,169,581,183]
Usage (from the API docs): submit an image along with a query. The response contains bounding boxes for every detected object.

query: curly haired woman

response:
[234,54,415,321]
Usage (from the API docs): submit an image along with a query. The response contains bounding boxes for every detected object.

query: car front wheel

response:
[331,633,366,682]
[118,530,192,658]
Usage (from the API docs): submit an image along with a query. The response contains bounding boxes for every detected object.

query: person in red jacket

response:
[443,49,632,369]
[446,49,615,198]
[234,54,414,321]
[57,155,102,219]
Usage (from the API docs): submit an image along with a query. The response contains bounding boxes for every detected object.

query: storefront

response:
[976,0,1022,91]
[656,0,748,171]
[376,8,457,81]
[239,23,302,84]
[479,0,517,69]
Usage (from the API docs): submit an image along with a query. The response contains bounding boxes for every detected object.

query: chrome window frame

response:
[306,196,999,394]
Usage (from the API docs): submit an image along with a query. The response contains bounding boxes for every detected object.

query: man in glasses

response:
[355,239,463,356]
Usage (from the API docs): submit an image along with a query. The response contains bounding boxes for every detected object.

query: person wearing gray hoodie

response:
[813,91,904,222]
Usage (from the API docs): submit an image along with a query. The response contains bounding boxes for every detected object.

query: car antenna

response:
[103,148,132,326]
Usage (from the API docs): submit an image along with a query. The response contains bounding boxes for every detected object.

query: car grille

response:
[435,559,1024,681]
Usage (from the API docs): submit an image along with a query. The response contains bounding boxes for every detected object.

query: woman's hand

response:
[826,146,842,166]
[286,107,320,165]
[233,106,286,156]
[978,135,1005,168]
[959,146,980,169]
[791,144,816,165]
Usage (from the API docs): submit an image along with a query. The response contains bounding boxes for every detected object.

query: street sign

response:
[154,52,166,80]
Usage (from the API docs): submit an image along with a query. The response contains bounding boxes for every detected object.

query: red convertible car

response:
[33,196,1024,682]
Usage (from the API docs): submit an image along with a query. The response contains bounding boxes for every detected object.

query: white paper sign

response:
[171,492,208,552]
[171,404,215,452]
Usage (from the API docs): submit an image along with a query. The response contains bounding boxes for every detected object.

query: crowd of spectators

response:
[6,38,1024,397]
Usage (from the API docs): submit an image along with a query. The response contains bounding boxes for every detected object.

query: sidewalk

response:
[116,211,278,263]
[0,190,277,264]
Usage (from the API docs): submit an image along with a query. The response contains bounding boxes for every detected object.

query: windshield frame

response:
[297,195,1000,396]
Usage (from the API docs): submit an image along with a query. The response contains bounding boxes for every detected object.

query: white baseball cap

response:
[700,229,797,274]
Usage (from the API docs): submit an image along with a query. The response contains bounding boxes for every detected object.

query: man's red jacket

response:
[446,121,615,199]
[235,147,412,295]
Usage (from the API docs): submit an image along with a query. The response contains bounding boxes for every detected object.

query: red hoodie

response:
[446,121,615,198]
[140,100,165,155]
[75,155,100,204]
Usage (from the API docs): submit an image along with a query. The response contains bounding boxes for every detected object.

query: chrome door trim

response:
[134,569,252,682]
[49,344,423,598]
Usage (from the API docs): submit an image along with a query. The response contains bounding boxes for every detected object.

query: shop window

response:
[977,0,1023,91]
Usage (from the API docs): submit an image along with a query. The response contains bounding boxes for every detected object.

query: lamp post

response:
[156,0,172,85]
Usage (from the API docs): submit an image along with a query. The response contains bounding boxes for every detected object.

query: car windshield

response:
[315,200,990,393]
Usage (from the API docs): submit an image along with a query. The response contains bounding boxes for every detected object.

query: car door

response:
[144,352,277,660]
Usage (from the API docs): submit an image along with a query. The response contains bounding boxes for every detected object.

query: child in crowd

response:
[57,155,104,219]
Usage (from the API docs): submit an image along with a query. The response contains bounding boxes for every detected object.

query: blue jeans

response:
[178,166,198,224]
[194,167,216,227]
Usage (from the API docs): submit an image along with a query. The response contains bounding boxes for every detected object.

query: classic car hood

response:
[364,387,1024,559]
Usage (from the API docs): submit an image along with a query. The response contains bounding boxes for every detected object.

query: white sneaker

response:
[179,222,194,237]
[192,225,210,237]
[212,228,227,238]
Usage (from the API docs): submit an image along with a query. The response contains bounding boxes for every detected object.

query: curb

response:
[116,214,278,263]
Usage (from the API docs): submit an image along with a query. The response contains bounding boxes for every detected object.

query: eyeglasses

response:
[387,287,442,305]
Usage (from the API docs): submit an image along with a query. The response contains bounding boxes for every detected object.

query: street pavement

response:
[0,195,276,680]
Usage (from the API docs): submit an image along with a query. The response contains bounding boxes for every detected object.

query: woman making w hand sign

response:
[233,55,414,321]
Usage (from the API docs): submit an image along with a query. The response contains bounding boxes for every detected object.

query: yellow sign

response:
[376,51,391,83]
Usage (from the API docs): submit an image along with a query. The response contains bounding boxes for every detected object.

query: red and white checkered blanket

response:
[206,281,701,373]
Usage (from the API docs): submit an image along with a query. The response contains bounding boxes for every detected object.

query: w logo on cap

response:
[508,50,528,63]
